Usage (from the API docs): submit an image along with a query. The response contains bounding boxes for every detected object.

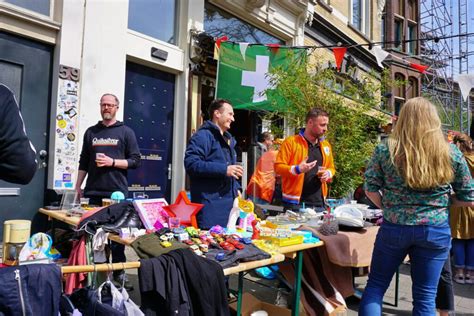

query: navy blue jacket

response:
[0,264,61,316]
[78,121,140,198]
[184,121,241,229]
[0,84,36,184]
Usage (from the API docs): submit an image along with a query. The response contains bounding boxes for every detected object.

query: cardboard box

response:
[229,292,291,316]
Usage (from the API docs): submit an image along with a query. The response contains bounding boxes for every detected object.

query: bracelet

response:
[112,159,115,167]
[295,165,301,174]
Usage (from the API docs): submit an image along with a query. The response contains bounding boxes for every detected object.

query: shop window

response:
[394,19,403,51]
[406,23,417,54]
[204,3,282,44]
[5,0,50,16]
[128,0,177,44]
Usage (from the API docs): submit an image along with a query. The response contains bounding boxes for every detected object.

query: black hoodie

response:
[79,121,140,198]
[0,84,37,184]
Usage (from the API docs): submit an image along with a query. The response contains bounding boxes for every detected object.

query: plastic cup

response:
[317,166,326,177]
[80,198,89,208]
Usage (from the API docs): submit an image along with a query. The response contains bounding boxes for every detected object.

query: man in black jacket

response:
[75,93,140,289]
[0,84,37,184]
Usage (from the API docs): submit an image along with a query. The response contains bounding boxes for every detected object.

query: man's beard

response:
[102,113,113,120]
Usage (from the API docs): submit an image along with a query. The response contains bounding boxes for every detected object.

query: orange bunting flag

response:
[409,62,428,73]
[332,47,347,71]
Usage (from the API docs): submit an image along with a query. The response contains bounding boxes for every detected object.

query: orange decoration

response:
[163,191,203,228]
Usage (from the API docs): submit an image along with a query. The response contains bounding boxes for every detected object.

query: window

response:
[408,77,419,99]
[394,73,406,99]
[352,0,362,31]
[381,14,385,47]
[394,19,403,51]
[408,0,417,21]
[204,3,282,44]
[128,0,177,44]
[394,99,404,116]
[407,23,417,54]
[351,0,370,35]
[4,0,50,16]
[394,0,404,15]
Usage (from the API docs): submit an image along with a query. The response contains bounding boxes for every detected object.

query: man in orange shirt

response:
[275,108,335,211]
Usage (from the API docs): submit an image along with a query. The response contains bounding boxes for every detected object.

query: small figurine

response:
[251,219,260,240]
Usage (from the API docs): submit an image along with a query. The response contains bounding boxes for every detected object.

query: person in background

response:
[246,139,282,210]
[184,98,242,229]
[75,93,140,290]
[450,133,474,284]
[256,132,274,160]
[275,108,335,212]
[360,97,474,315]
[0,84,36,184]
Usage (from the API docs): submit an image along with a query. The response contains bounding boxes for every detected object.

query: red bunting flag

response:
[267,43,281,54]
[332,47,347,71]
[214,36,228,60]
[409,62,428,73]
[215,35,228,49]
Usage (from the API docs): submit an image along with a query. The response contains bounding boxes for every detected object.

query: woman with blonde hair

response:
[359,97,474,315]
[451,133,474,284]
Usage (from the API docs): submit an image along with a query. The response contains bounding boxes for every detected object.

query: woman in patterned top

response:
[359,97,474,316]
[451,133,474,284]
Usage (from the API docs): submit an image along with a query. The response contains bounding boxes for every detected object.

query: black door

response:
[124,62,175,200]
[0,32,52,237]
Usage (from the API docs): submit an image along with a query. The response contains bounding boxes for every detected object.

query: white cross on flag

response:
[216,42,306,110]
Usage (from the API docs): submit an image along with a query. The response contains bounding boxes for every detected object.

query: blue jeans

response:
[359,221,450,316]
[452,238,474,270]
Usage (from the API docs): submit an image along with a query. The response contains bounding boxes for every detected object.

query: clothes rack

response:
[61,261,141,274]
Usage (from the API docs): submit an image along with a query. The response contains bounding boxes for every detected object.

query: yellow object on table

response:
[271,235,304,247]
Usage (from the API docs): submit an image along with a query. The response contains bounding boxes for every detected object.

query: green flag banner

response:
[216,42,306,111]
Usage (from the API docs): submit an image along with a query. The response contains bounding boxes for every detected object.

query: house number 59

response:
[59,65,80,82]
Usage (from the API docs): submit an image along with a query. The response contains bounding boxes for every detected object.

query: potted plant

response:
[264,58,390,200]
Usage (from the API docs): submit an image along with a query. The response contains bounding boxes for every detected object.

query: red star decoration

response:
[163,191,203,228]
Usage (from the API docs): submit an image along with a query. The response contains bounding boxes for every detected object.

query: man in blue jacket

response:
[184,99,242,229]
[0,84,37,184]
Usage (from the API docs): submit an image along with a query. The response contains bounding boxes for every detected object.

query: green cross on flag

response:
[216,42,306,111]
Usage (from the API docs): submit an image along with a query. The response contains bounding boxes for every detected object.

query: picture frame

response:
[133,198,169,230]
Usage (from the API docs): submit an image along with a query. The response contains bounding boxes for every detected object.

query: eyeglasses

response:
[100,103,117,108]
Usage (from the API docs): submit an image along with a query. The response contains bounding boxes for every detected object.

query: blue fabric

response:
[359,222,451,316]
[184,120,241,229]
[452,238,474,270]
[0,264,61,316]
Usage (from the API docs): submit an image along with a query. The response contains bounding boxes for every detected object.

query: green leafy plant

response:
[264,58,389,198]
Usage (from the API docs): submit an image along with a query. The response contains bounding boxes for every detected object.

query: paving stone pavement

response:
[125,247,474,315]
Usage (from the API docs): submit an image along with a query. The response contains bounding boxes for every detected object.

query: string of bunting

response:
[212,32,474,75]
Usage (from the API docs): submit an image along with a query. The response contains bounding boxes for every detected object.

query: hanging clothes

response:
[65,235,88,294]
[138,248,230,316]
